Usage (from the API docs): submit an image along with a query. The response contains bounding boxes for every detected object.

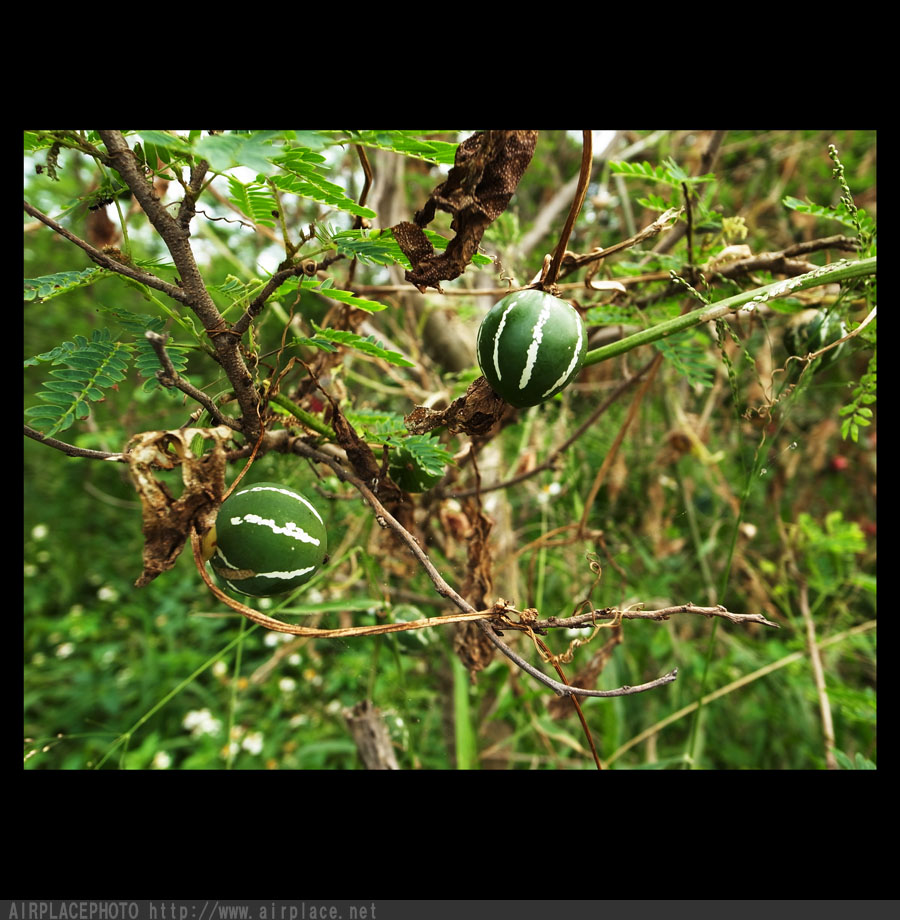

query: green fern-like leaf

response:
[783,196,876,239]
[24,329,132,435]
[609,160,670,183]
[24,267,108,302]
[135,130,194,156]
[655,330,716,388]
[387,434,454,476]
[299,277,389,313]
[610,158,713,189]
[346,410,409,441]
[271,146,376,219]
[196,131,283,175]
[336,131,459,165]
[297,324,416,368]
[105,308,191,392]
[316,226,492,270]
[840,348,876,442]
[226,177,279,228]
[318,227,404,267]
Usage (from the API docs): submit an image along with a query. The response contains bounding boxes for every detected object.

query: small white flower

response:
[56,642,75,659]
[32,524,49,540]
[152,751,172,769]
[278,677,296,693]
[183,708,223,737]
[241,731,264,755]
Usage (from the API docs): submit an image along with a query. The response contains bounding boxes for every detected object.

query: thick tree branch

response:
[95,130,262,440]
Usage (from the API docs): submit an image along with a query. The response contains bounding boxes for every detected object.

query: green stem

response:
[583,257,876,368]
[225,616,247,770]
[269,392,332,436]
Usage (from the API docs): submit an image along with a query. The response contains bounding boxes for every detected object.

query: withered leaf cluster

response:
[453,498,496,673]
[125,426,233,587]
[405,376,508,438]
[392,130,539,292]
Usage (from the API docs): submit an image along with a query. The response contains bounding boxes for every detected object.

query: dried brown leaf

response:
[392,130,538,292]
[125,426,233,587]
[405,376,507,437]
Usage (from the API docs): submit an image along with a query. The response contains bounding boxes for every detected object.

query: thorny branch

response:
[277,439,774,700]
[537,604,780,631]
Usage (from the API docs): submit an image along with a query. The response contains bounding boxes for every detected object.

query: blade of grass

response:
[452,655,478,769]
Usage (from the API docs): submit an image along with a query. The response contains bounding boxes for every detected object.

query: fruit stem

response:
[544,131,593,291]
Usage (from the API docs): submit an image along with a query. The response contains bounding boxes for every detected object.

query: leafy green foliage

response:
[388,434,454,478]
[794,512,866,597]
[270,146,375,219]
[294,322,415,368]
[316,225,494,269]
[783,195,876,239]
[834,749,876,770]
[226,177,279,228]
[302,277,388,313]
[104,307,191,392]
[335,131,459,165]
[24,329,131,436]
[344,410,409,442]
[316,227,405,267]
[654,330,716,388]
[24,130,876,771]
[135,130,376,217]
[840,349,876,442]
[609,156,715,188]
[24,268,108,302]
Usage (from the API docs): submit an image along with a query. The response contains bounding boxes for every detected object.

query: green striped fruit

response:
[209,481,327,598]
[389,604,434,653]
[784,308,848,375]
[476,290,587,407]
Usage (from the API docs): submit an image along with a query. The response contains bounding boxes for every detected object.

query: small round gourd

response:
[389,604,434,653]
[209,481,327,598]
[476,290,587,407]
[784,308,847,373]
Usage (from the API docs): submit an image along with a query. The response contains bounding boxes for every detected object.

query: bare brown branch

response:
[23,200,187,303]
